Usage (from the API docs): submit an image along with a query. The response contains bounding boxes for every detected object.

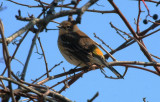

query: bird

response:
[57,20,123,78]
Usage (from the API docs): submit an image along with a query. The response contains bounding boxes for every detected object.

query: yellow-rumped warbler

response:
[57,21,123,78]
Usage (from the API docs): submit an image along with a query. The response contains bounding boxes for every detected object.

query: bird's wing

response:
[59,31,94,64]
[76,30,104,58]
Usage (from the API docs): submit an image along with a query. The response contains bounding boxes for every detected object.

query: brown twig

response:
[0,89,39,100]
[87,92,99,102]
[1,67,7,76]
[38,37,49,77]
[137,0,141,33]
[0,19,16,102]
[142,0,151,17]
[0,79,6,89]
[11,30,29,60]
[133,0,158,4]
[122,67,128,77]
[0,76,42,95]
[108,0,139,39]
[140,28,160,39]
[63,67,69,88]
[96,43,117,61]
[32,61,63,84]
[49,74,73,89]
[75,0,98,23]
[110,61,160,66]
[116,30,128,41]
[93,33,114,51]
[37,76,54,85]
[119,64,159,76]
[150,54,160,60]
[7,0,47,8]
[104,39,134,59]
[34,87,72,102]
[37,0,46,18]
[11,72,46,89]
[58,71,85,93]
[57,5,116,14]
[139,19,160,36]
[110,22,129,41]
[148,20,160,25]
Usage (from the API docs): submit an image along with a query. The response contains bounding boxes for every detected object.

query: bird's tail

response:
[102,60,123,79]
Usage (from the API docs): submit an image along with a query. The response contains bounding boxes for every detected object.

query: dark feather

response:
[59,30,96,64]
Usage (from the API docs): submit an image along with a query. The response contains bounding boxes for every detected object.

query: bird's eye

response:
[66,25,71,29]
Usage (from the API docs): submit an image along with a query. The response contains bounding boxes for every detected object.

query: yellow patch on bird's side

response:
[93,47,104,56]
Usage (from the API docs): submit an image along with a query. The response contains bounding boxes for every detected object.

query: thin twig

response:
[123,65,159,76]
[11,30,29,60]
[93,33,114,51]
[141,28,160,39]
[38,37,49,77]
[148,20,160,25]
[13,57,24,66]
[133,0,158,4]
[150,54,160,60]
[110,22,128,41]
[87,92,99,102]
[58,71,85,93]
[32,61,63,84]
[11,72,47,89]
[96,42,117,61]
[116,30,128,41]
[37,76,54,85]
[37,0,46,18]
[122,67,128,77]
[139,19,160,36]
[21,28,41,81]
[63,67,69,88]
[137,0,141,33]
[7,0,45,8]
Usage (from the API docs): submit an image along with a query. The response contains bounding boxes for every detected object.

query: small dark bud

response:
[53,2,57,6]
[18,9,21,16]
[143,19,148,24]
[47,10,52,14]
[71,0,77,5]
[153,14,158,20]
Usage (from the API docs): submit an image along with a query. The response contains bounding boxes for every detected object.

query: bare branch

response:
[108,0,139,39]
[0,18,41,44]
[0,19,16,102]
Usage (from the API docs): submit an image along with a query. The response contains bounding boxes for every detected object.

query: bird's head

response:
[57,21,79,34]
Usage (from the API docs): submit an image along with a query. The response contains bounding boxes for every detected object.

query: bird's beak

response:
[57,25,61,28]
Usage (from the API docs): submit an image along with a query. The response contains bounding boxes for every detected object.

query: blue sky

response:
[0,0,160,102]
